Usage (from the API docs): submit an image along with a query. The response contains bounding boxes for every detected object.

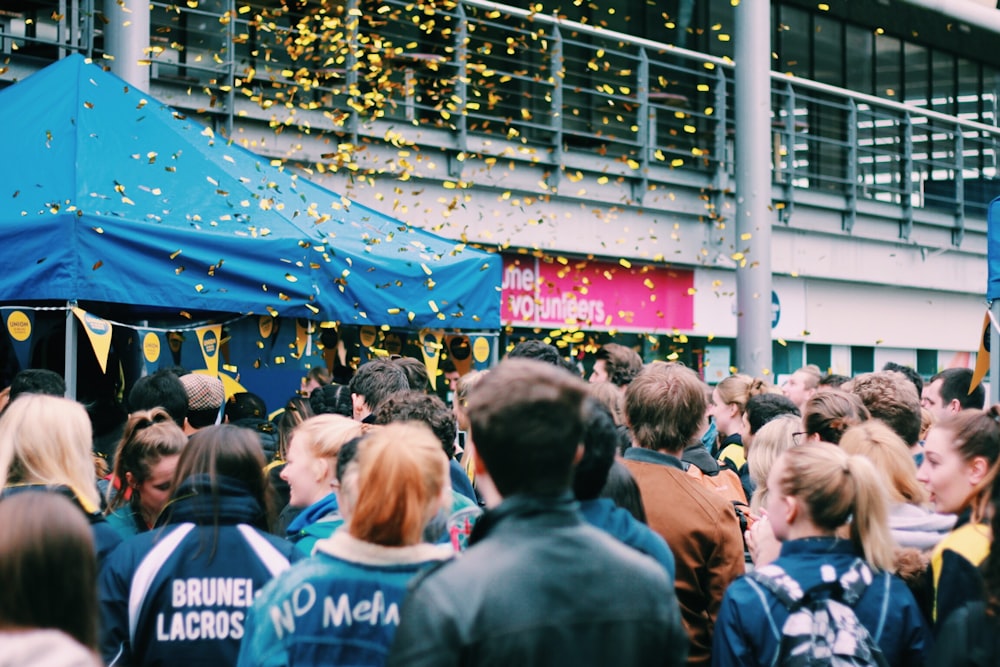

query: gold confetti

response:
[92,260,103,270]
[284,273,298,283]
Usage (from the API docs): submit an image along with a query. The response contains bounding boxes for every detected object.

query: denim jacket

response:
[237,529,453,667]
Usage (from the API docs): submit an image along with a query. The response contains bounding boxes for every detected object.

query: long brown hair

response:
[163,424,271,531]
[0,491,97,650]
[349,423,448,547]
[107,408,187,512]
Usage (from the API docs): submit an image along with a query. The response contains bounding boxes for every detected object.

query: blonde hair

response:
[716,374,771,416]
[840,421,927,505]
[291,414,364,462]
[777,443,895,572]
[748,414,799,512]
[349,422,448,547]
[588,380,626,426]
[0,395,100,513]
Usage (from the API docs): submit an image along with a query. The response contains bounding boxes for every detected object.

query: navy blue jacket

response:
[2,484,122,566]
[712,537,931,667]
[579,497,676,580]
[99,475,301,666]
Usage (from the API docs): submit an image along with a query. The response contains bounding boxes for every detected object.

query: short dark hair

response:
[392,357,429,392]
[9,369,66,401]
[931,367,985,411]
[467,359,587,496]
[309,383,353,418]
[225,392,267,422]
[599,461,647,523]
[336,436,363,482]
[373,390,458,458]
[348,359,409,413]
[745,393,800,435]
[128,369,188,428]
[625,363,706,453]
[573,398,619,500]
[595,343,643,387]
[883,362,923,398]
[818,374,851,390]
[507,340,561,366]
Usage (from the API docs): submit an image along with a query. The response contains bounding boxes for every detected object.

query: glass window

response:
[776,6,811,79]
[844,25,872,96]
[805,344,832,374]
[930,51,955,117]
[851,346,875,375]
[812,16,843,87]
[902,43,929,108]
[874,32,901,101]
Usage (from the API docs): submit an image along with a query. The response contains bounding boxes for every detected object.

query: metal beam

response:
[897,0,1000,34]
[734,0,773,378]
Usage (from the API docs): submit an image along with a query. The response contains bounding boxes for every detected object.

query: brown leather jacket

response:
[623,448,745,666]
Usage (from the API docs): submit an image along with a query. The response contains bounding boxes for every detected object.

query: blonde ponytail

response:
[778,443,895,572]
[844,454,895,572]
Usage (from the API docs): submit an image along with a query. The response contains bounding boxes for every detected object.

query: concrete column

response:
[733,0,773,377]
[104,0,150,90]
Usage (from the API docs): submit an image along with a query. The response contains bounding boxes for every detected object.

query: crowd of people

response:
[1,344,1000,666]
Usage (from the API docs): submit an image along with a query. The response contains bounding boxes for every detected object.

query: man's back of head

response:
[9,369,66,402]
[374,390,458,459]
[845,370,921,446]
[392,356,430,392]
[348,358,409,421]
[744,393,801,438]
[179,373,225,430]
[225,392,267,423]
[466,358,586,497]
[574,398,620,500]
[128,369,188,428]
[625,363,706,454]
[506,339,562,366]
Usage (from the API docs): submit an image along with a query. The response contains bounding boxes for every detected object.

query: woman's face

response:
[280,435,327,508]
[764,456,791,542]
[707,388,736,436]
[917,426,983,515]
[135,454,179,524]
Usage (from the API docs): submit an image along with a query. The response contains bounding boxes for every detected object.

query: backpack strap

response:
[747,564,804,609]
[837,558,875,607]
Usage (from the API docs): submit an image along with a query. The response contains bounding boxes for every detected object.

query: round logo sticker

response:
[473,336,491,363]
[6,311,31,342]
[201,329,218,357]
[143,332,161,363]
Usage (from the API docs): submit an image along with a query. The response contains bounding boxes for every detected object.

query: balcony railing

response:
[3,0,997,246]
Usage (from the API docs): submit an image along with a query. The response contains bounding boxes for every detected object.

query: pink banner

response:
[501,255,694,332]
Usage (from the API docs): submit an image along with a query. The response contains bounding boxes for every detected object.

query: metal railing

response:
[3,0,997,245]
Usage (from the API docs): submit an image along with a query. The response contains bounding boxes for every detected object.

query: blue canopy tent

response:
[0,55,500,395]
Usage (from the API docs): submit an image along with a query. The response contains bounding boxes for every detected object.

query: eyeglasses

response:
[792,431,807,446]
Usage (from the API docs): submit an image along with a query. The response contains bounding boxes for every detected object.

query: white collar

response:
[314,528,453,566]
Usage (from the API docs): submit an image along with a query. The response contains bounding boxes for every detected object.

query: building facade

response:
[2,0,997,379]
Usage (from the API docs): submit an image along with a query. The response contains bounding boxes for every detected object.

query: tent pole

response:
[991,300,999,407]
[65,301,78,400]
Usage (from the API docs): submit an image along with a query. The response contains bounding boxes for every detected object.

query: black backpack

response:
[747,558,889,667]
